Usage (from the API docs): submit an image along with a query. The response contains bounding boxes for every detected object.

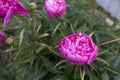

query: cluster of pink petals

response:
[59,33,98,65]
[44,0,66,18]
[0,0,30,27]
[0,30,6,43]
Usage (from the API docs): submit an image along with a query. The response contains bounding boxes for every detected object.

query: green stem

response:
[82,69,85,80]
[80,67,83,80]
[99,37,120,46]
[74,66,78,80]
[31,16,35,39]
[80,67,85,80]
[92,0,96,14]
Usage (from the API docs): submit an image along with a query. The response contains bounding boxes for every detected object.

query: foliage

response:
[0,0,120,80]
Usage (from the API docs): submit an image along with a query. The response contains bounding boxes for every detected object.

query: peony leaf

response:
[19,28,25,48]
[41,57,60,73]
[104,65,120,77]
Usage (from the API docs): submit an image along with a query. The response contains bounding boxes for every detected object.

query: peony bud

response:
[5,36,14,45]
[30,2,37,9]
[44,0,66,18]
[0,30,7,43]
[59,33,98,65]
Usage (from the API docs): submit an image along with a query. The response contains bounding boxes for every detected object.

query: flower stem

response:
[99,37,120,46]
[74,66,78,80]
[80,67,85,80]
[82,69,85,80]
[92,0,96,14]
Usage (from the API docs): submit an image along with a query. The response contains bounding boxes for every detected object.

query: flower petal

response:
[15,2,30,16]
[3,7,14,27]
[87,46,98,64]
[75,55,88,65]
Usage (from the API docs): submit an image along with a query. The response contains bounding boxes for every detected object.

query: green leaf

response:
[35,24,42,36]
[41,43,61,57]
[105,65,120,76]
[52,22,61,35]
[64,62,73,75]
[19,53,35,64]
[96,57,109,65]
[19,29,25,48]
[42,57,60,73]
[38,33,49,38]
[14,15,30,28]
[54,60,67,68]
[50,74,68,80]
[101,72,110,80]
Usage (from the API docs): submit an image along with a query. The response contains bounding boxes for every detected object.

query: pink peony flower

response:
[44,0,66,18]
[59,33,98,65]
[0,0,30,27]
[0,30,7,43]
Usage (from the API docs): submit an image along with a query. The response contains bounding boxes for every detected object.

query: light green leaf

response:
[105,65,120,76]
[19,29,25,48]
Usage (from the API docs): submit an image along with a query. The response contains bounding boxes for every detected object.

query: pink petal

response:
[3,7,14,27]
[15,2,30,16]
[67,54,76,64]
[87,46,98,64]
[75,55,88,65]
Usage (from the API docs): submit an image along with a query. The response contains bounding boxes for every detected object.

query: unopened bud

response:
[30,2,37,9]
[6,36,14,45]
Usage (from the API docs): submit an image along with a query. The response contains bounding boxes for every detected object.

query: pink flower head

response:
[0,30,7,43]
[59,33,98,65]
[0,0,30,27]
[44,0,66,18]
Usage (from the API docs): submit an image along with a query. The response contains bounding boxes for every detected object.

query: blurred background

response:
[97,0,120,21]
